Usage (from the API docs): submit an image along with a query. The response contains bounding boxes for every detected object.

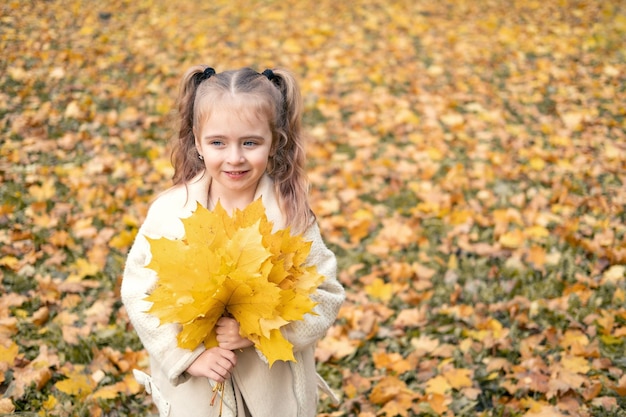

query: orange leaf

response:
[605,375,626,396]
[527,245,546,268]
[425,375,450,395]
[559,329,589,351]
[424,393,450,414]
[369,375,417,414]
[372,351,414,375]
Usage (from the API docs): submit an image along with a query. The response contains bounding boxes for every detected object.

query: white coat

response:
[121,173,345,417]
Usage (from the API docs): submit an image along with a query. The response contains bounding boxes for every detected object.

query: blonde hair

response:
[170,66,314,234]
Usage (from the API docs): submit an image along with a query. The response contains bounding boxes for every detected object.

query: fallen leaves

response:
[2,0,626,415]
[370,376,418,417]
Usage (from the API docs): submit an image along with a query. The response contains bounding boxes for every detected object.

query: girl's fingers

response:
[218,348,237,367]
[211,366,229,381]
[187,347,237,380]
[209,359,234,382]
[209,370,227,383]
[216,316,229,325]
[216,317,237,333]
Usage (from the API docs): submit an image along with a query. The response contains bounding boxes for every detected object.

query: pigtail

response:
[171,65,212,185]
[265,68,315,234]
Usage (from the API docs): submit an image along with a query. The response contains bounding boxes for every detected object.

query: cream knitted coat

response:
[121,173,345,417]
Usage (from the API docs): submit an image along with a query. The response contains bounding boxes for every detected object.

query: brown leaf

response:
[0,398,15,414]
[605,374,626,396]
[6,345,57,399]
[342,369,372,399]
[590,396,618,411]
[393,306,427,328]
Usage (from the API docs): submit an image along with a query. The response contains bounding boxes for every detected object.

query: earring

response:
[198,154,204,161]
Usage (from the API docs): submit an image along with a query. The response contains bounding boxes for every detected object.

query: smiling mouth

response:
[225,170,248,176]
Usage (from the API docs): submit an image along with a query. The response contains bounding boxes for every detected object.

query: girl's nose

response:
[227,146,245,164]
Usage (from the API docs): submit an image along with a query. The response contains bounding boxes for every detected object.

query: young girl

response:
[121,66,345,417]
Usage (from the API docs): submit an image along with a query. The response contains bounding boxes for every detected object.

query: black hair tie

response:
[199,67,216,81]
[262,69,276,82]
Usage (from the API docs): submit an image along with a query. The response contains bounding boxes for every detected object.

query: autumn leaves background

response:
[1,0,625,416]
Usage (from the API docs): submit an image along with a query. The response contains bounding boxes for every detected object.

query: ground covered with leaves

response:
[1,0,625,416]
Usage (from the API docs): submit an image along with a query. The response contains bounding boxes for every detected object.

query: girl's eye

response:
[210,140,224,147]
[243,140,257,147]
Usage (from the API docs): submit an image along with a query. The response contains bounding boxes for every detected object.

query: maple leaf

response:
[0,341,19,385]
[442,368,473,390]
[144,199,324,366]
[54,371,94,398]
[370,375,418,417]
[425,375,451,395]
[373,351,414,375]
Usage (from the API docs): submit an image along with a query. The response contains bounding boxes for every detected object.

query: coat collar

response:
[184,172,285,230]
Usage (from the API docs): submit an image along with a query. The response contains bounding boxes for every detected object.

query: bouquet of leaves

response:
[143,199,324,367]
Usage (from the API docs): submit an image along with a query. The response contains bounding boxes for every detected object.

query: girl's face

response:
[195,103,272,208]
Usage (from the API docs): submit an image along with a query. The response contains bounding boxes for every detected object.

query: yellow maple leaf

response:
[28,178,56,201]
[66,258,100,282]
[499,229,524,249]
[442,368,473,390]
[365,277,394,302]
[425,375,451,395]
[0,342,19,385]
[144,199,324,367]
[54,368,94,398]
[560,355,590,374]
[0,341,19,366]
[41,394,57,412]
[109,229,136,250]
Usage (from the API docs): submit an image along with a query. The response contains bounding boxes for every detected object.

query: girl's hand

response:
[216,316,254,350]
[186,347,237,383]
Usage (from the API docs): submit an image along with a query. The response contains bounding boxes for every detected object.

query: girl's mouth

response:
[225,170,248,178]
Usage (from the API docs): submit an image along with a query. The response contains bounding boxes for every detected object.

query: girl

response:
[121,66,345,417]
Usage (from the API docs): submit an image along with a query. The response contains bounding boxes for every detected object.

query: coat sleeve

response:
[280,222,345,351]
[121,198,205,386]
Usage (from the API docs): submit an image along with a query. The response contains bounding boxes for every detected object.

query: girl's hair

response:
[170,65,314,233]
